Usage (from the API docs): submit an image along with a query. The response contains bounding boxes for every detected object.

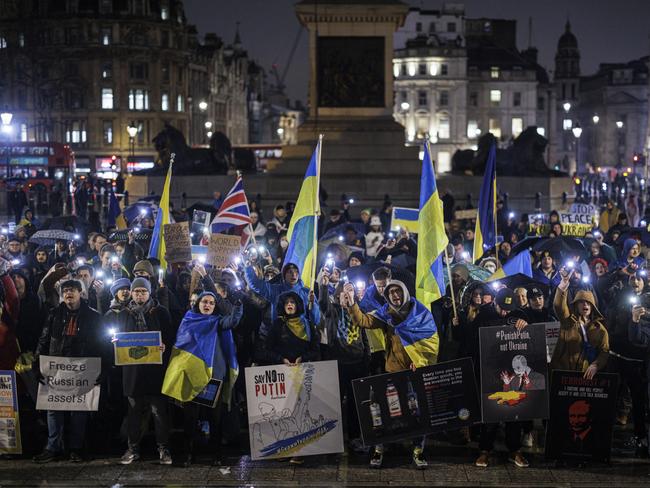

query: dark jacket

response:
[607,289,648,361]
[11,270,46,353]
[114,299,174,397]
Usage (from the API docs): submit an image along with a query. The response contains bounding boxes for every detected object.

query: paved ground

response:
[3,441,650,487]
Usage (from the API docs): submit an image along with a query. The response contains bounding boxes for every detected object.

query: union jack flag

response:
[211,177,251,247]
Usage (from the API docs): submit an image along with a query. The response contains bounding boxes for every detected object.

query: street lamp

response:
[572,122,582,174]
[592,115,599,124]
[563,102,571,113]
[616,120,624,129]
[204,121,213,130]
[126,125,138,160]
[400,101,410,111]
[198,100,208,111]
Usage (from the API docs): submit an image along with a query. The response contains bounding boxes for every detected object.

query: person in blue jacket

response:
[243,262,320,325]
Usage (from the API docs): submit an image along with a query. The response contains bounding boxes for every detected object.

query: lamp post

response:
[126,125,138,163]
[1,108,13,183]
[572,122,582,174]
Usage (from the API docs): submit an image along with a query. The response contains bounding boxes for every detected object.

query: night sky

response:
[185,0,650,104]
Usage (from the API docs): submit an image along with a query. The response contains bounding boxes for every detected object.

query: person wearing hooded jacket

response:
[343,280,438,470]
[244,261,320,326]
[114,277,175,466]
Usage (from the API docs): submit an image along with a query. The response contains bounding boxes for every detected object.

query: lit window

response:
[393,63,400,78]
[161,6,169,19]
[101,63,112,79]
[20,123,27,142]
[101,88,113,109]
[408,63,416,76]
[18,33,25,47]
[128,89,149,111]
[536,127,546,136]
[437,151,451,173]
[563,118,573,130]
[490,67,500,79]
[512,117,523,137]
[103,120,113,145]
[161,93,169,111]
[438,116,450,139]
[489,118,501,139]
[176,94,184,112]
[467,120,479,139]
[101,28,111,45]
[490,90,501,104]
[0,38,7,49]
[66,120,87,144]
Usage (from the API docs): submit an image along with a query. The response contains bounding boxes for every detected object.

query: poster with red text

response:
[245,360,344,460]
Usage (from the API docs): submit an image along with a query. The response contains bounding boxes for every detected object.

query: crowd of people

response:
[1,185,650,472]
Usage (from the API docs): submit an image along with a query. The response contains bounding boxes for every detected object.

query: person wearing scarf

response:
[162,291,242,467]
[116,277,175,467]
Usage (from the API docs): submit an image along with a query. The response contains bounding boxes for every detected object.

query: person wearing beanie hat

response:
[348,251,365,268]
[365,217,384,257]
[470,287,530,469]
[130,277,152,294]
[133,260,155,279]
[111,278,131,298]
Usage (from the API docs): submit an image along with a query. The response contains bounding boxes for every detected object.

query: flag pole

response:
[237,171,258,248]
[311,134,323,292]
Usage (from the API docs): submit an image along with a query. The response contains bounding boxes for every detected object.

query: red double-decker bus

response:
[0,142,75,192]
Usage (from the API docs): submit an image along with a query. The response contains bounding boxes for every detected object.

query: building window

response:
[563,118,572,130]
[438,116,450,139]
[469,92,478,106]
[571,84,576,99]
[512,117,523,137]
[101,88,114,109]
[103,120,113,144]
[177,94,184,112]
[440,64,448,76]
[162,62,170,82]
[490,66,500,79]
[537,96,545,110]
[101,28,111,45]
[161,92,169,111]
[20,123,28,142]
[490,89,501,105]
[429,22,436,33]
[177,66,183,83]
[489,118,501,139]
[64,88,83,109]
[447,22,456,32]
[467,120,479,139]
[437,151,451,173]
[161,6,169,20]
[99,0,112,13]
[418,63,426,75]
[0,37,7,49]
[101,62,112,79]
[65,120,87,144]
[161,30,169,48]
[129,62,149,80]
[416,22,422,32]
[439,91,449,106]
[417,90,427,107]
[132,0,144,15]
[513,92,521,107]
[401,64,407,76]
[18,33,25,47]
[128,89,149,110]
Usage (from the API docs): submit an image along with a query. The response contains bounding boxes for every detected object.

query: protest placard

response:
[207,233,241,268]
[479,323,549,422]
[191,210,212,245]
[245,360,343,460]
[352,358,480,446]
[113,331,163,366]
[454,209,478,220]
[163,222,192,263]
[36,356,101,411]
[545,321,561,363]
[545,371,618,462]
[0,371,21,454]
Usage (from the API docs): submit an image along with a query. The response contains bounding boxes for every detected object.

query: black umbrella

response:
[41,216,91,234]
[511,236,545,256]
[494,273,550,296]
[619,228,650,247]
[108,228,153,246]
[344,261,415,295]
[532,236,586,260]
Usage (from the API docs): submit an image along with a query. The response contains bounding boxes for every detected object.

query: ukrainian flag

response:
[486,250,533,282]
[108,189,127,229]
[473,143,498,262]
[416,141,449,305]
[162,311,238,404]
[284,136,322,288]
[148,161,173,270]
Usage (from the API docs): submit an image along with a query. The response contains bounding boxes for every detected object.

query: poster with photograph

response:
[352,358,480,446]
[479,323,549,423]
[245,360,343,460]
[113,331,163,366]
[545,370,618,462]
[0,371,21,454]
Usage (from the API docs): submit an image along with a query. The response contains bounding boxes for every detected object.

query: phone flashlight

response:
[327,252,333,259]
[96,270,104,278]
[77,258,85,266]
[509,212,515,219]
[462,251,470,260]
[642,220,647,227]
[111,256,119,263]
[258,245,266,253]
[203,226,210,234]
[566,260,575,269]
[234,256,242,265]
[190,232,195,238]
[338,235,344,241]
[630,296,639,305]
[108,327,116,336]
[356,280,365,289]
[581,276,590,284]
[139,208,147,216]
[349,198,355,204]
[491,281,500,290]
[1,228,7,235]
[388,232,394,239]
[73,233,80,240]
[198,255,206,264]
[134,226,141,233]
[640,270,648,277]
[105,278,113,285]
[11,259,20,265]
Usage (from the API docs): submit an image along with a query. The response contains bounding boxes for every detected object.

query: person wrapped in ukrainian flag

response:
[161,291,242,468]
[343,279,439,470]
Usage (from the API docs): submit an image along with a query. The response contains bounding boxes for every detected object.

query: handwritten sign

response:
[207,233,242,268]
[163,222,192,263]
[36,356,101,411]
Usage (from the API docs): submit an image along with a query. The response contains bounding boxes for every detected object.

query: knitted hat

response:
[133,260,154,277]
[131,277,151,293]
[110,277,131,297]
[369,216,382,227]
[495,288,516,311]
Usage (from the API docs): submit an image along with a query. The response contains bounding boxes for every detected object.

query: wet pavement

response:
[3,441,650,487]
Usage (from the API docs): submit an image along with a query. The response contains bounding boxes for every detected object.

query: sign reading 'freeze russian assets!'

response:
[36,356,101,411]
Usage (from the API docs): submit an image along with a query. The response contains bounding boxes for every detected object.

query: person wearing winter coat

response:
[114,277,175,466]
[10,269,44,355]
[364,216,384,257]
[0,259,21,372]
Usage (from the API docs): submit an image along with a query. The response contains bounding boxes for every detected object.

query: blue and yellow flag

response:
[373,297,439,367]
[473,143,498,262]
[108,189,127,229]
[416,142,449,305]
[161,311,238,404]
[486,250,533,282]
[148,161,173,270]
[284,137,321,288]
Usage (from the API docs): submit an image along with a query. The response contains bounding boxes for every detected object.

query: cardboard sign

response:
[479,323,549,423]
[352,358,480,446]
[545,371,618,462]
[245,360,344,460]
[163,222,192,263]
[390,207,419,233]
[36,356,101,411]
[192,378,223,408]
[569,203,599,226]
[0,371,21,454]
[113,331,163,366]
[528,222,592,237]
[207,233,242,268]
